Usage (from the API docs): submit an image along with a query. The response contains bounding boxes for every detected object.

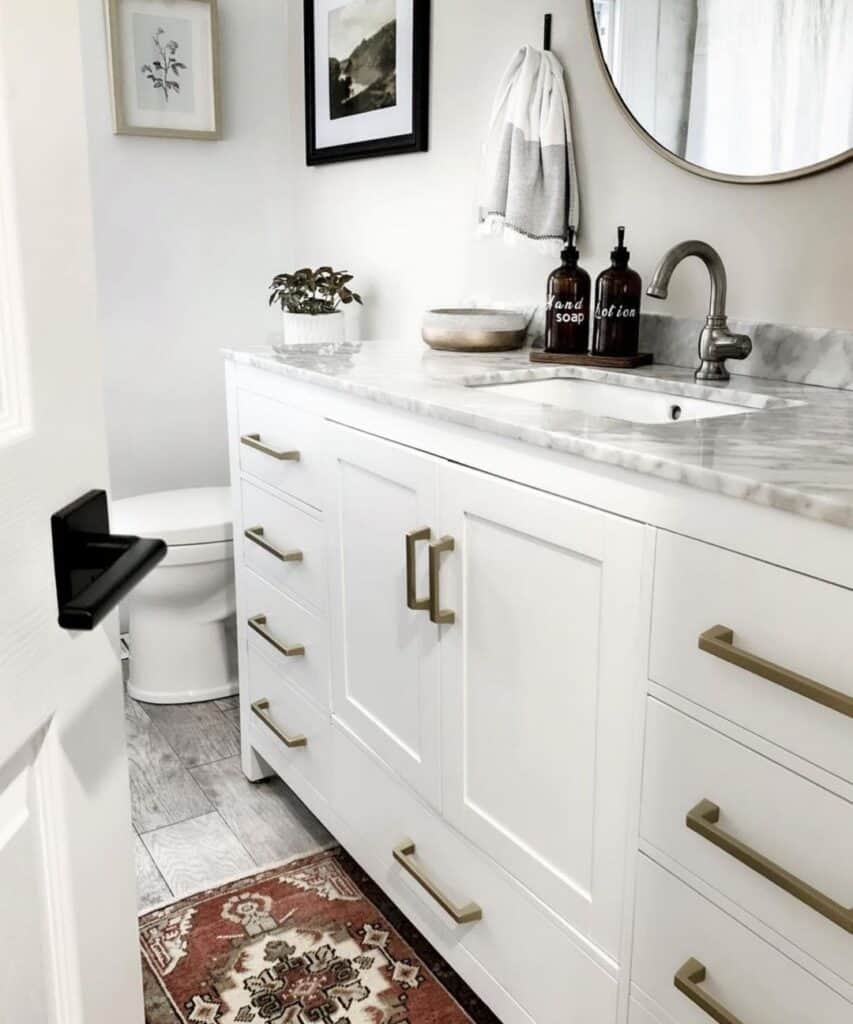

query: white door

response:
[327,424,442,808]
[0,2,144,1021]
[439,463,647,958]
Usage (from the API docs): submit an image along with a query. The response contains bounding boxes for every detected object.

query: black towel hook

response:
[543,13,553,51]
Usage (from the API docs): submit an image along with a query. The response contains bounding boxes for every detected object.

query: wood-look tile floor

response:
[125,691,332,913]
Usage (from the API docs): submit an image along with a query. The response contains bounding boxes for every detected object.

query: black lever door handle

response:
[51,490,167,631]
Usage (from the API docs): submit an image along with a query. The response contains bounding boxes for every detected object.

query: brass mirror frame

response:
[585,0,853,185]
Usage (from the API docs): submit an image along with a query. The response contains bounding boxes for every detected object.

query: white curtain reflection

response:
[685,0,853,175]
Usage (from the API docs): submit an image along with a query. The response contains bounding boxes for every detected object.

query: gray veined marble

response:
[225,339,853,530]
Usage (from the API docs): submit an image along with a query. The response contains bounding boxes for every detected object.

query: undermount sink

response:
[467,375,768,425]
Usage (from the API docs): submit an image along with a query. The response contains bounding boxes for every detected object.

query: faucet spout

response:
[647,240,728,319]
[646,240,750,382]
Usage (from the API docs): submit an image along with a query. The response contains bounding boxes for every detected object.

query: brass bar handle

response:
[406,528,431,611]
[248,614,306,658]
[675,959,745,1024]
[241,433,300,462]
[687,799,853,933]
[699,625,853,719]
[393,840,482,925]
[428,536,456,625]
[251,699,307,749]
[244,525,303,563]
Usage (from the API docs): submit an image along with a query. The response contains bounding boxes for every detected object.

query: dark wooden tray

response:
[530,351,653,369]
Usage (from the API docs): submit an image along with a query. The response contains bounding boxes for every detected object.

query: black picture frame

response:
[304,0,431,166]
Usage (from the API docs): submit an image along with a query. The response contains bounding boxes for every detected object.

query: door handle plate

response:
[51,489,166,631]
[393,840,482,924]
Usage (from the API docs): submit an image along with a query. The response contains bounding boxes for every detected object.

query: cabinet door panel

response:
[328,425,441,807]
[440,464,645,957]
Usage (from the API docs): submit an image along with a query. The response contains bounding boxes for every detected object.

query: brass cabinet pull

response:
[687,799,853,933]
[241,433,300,462]
[406,528,431,611]
[248,614,306,658]
[428,536,456,625]
[699,624,853,720]
[251,699,307,749]
[675,959,745,1024]
[244,525,303,563]
[393,840,482,924]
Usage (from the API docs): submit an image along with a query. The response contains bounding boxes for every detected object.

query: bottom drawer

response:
[245,645,331,803]
[332,724,618,1024]
[633,855,852,1024]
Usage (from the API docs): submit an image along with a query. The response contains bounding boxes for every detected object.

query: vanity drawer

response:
[650,531,853,782]
[245,644,330,803]
[243,568,329,712]
[633,855,852,1024]
[240,479,326,611]
[641,698,853,984]
[331,726,618,1024]
[237,389,327,509]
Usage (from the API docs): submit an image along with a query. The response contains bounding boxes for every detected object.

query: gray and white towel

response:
[478,45,579,254]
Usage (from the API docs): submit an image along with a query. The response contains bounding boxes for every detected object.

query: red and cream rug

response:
[140,848,501,1024]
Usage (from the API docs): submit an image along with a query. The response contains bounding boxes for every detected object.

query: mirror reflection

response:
[591,0,853,179]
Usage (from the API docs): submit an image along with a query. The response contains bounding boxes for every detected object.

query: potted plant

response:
[269,266,363,350]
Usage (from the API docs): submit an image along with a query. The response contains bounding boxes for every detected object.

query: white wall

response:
[81,0,292,499]
[284,0,853,342]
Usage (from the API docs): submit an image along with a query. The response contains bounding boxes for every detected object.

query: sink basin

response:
[468,376,764,425]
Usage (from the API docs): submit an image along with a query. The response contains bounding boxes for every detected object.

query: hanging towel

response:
[478,45,579,253]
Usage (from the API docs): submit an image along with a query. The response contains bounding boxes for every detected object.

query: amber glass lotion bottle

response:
[592,226,643,358]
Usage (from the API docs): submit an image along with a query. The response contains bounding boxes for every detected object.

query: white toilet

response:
[113,486,237,705]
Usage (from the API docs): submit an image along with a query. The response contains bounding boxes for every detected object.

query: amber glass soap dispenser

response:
[545,227,591,355]
[592,226,643,358]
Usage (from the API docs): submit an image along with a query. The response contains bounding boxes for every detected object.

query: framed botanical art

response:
[105,0,221,140]
[304,0,430,165]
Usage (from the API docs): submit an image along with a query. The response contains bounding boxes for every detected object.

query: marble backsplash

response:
[521,308,853,391]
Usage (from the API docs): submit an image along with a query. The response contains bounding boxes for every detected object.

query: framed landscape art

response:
[105,0,221,140]
[304,0,431,165]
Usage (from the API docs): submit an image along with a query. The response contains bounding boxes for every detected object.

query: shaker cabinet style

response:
[326,425,443,808]
[225,359,853,1024]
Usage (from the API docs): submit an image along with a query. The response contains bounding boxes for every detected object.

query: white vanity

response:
[224,345,852,1024]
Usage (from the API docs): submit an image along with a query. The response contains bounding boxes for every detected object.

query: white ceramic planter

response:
[278,311,346,351]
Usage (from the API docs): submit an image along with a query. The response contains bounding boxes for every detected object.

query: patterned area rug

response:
[141,847,501,1023]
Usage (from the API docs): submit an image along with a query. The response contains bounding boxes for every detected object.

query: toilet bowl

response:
[113,487,237,705]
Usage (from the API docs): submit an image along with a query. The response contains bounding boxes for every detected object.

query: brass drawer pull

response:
[241,433,300,462]
[406,528,431,611]
[687,799,853,933]
[393,840,482,924]
[248,614,306,658]
[428,536,456,625]
[675,959,744,1024]
[699,624,853,720]
[251,698,307,749]
[244,525,303,563]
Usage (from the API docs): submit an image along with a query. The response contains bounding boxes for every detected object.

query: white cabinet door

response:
[327,425,442,807]
[439,463,646,957]
[0,1,143,1018]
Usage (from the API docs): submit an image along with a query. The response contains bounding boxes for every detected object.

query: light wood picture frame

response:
[105,0,222,140]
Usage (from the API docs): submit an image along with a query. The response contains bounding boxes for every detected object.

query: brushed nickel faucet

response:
[646,241,752,382]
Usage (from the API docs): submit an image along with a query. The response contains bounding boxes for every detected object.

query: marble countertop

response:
[225,342,853,529]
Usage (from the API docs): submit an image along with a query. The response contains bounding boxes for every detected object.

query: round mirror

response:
[589,1,853,183]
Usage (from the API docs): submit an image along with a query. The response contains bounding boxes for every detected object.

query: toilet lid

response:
[111,486,233,546]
